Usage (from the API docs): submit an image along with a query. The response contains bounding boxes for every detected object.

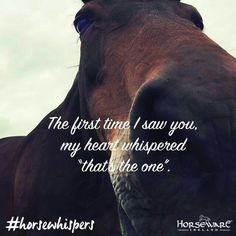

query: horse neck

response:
[27,73,91,143]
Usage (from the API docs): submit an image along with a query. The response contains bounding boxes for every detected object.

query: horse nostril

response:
[130,78,236,176]
[130,79,190,144]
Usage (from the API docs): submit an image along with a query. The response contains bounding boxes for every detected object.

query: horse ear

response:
[178,3,204,30]
[82,0,91,3]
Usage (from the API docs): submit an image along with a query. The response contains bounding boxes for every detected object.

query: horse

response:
[1,0,236,235]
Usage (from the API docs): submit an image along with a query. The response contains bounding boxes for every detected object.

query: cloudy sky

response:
[0,0,236,138]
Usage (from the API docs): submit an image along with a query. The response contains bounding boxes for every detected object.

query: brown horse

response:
[1,0,236,235]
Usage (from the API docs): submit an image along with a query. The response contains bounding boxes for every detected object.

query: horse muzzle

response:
[110,77,236,235]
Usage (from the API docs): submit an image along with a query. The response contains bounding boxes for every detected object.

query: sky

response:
[0,0,236,138]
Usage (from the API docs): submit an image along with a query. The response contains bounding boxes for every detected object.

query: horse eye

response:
[74,16,93,35]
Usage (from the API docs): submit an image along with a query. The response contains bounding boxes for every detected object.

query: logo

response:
[177,215,233,232]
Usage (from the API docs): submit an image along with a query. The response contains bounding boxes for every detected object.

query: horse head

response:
[74,0,236,235]
[1,1,235,236]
